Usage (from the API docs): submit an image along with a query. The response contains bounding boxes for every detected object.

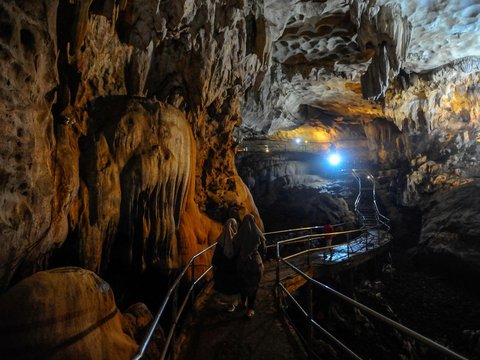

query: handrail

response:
[238,138,369,154]
[133,169,391,359]
[159,265,213,359]
[264,222,348,236]
[132,242,217,360]
[277,255,468,360]
[278,282,363,360]
[352,169,390,231]
[133,224,352,359]
[133,219,466,360]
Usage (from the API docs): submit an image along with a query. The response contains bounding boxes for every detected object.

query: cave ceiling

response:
[240,0,480,140]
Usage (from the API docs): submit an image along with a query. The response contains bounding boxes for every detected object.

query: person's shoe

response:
[246,309,255,319]
[226,304,236,312]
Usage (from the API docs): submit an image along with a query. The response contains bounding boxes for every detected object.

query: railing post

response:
[307,281,314,355]
[191,258,196,305]
[347,233,350,258]
[171,286,178,354]
[276,243,281,309]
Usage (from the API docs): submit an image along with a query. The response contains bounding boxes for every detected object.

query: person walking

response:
[323,224,335,260]
[212,218,239,312]
[235,214,266,319]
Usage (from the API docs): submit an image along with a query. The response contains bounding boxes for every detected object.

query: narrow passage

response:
[177,260,308,360]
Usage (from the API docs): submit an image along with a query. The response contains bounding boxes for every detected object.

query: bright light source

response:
[328,153,341,166]
[295,138,301,144]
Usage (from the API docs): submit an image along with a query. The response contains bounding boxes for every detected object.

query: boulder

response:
[0,267,138,360]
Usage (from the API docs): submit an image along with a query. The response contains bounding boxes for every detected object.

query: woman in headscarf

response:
[235,214,266,318]
[212,218,239,312]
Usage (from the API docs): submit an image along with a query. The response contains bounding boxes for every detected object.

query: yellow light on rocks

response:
[275,126,331,143]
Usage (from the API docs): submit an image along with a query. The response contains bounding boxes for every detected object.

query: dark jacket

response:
[212,244,239,295]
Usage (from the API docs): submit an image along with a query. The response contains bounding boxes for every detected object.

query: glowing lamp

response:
[328,153,341,166]
[295,138,301,144]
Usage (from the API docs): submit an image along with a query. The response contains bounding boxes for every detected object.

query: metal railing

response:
[132,222,467,360]
[263,222,351,249]
[132,224,356,360]
[352,169,390,230]
[275,231,468,360]
[132,169,391,359]
[132,243,217,360]
[264,222,349,236]
[238,139,369,154]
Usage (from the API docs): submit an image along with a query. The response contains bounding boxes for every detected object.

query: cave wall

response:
[240,0,410,136]
[381,60,480,273]
[236,152,357,230]
[1,0,479,291]
[0,0,269,290]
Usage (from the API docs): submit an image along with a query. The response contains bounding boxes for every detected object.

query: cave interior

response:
[0,0,479,359]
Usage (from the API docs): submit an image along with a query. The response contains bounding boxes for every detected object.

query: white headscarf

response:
[236,214,266,261]
[217,218,238,259]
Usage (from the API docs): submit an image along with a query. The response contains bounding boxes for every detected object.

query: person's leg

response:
[327,238,333,259]
[247,292,257,310]
[224,294,237,312]
[241,294,247,309]
[246,290,257,318]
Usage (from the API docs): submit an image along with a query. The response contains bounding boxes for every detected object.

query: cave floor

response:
[176,259,308,360]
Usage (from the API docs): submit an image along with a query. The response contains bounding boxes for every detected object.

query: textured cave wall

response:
[236,152,357,230]
[0,0,61,289]
[380,59,480,273]
[241,0,410,136]
[384,59,480,202]
[0,0,269,290]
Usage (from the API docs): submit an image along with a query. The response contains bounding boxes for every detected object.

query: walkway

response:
[310,229,391,271]
[176,260,308,360]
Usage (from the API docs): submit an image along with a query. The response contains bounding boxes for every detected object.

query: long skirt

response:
[237,254,264,297]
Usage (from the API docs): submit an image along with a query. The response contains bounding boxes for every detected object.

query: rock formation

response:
[0,0,480,356]
[0,0,268,289]
[0,267,139,360]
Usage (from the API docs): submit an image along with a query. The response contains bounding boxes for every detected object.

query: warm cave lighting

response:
[328,152,341,166]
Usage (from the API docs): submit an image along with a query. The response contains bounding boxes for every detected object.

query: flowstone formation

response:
[0,0,269,290]
[0,0,480,356]
[1,0,268,356]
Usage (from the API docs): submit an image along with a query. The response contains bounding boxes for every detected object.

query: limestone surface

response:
[0,267,138,360]
[0,0,479,340]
